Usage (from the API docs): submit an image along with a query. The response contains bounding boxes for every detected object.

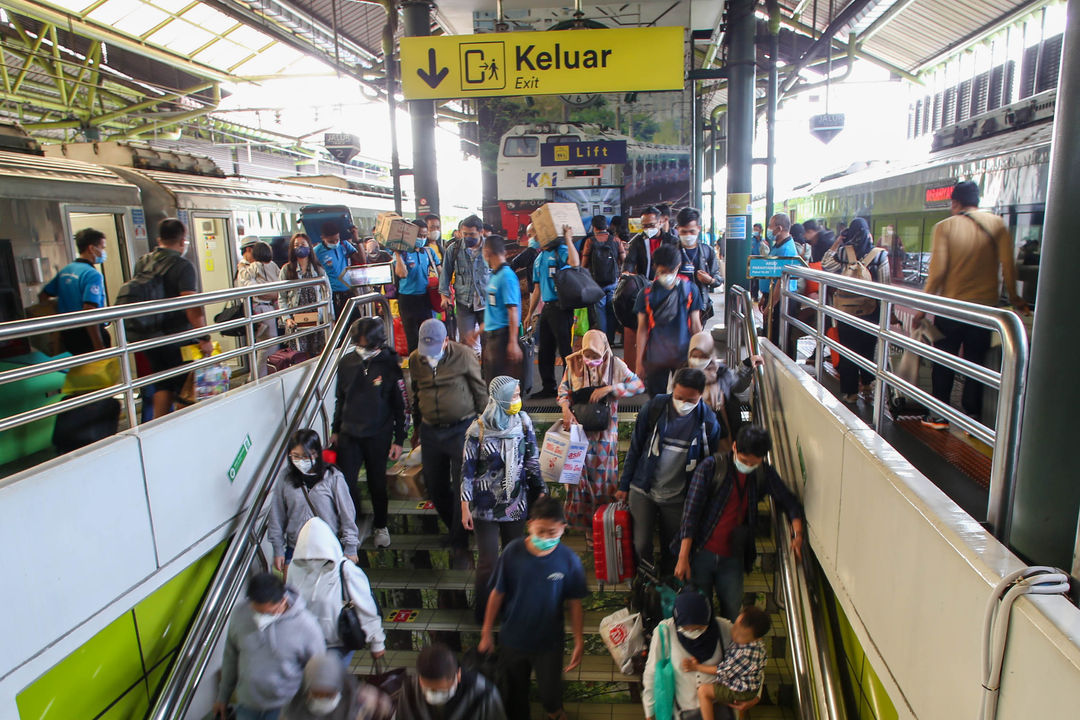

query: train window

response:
[544,135,580,144]
[503,136,539,157]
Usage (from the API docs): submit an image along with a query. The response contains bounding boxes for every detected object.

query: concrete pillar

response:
[403,1,440,217]
[724,0,757,292]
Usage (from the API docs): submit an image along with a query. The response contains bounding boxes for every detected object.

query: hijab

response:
[468,376,524,497]
[688,331,722,410]
[843,217,873,259]
[672,591,721,663]
[565,329,614,391]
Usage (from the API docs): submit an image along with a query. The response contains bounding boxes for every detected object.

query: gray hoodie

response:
[217,587,327,711]
[280,653,394,720]
[287,517,385,652]
[268,466,359,557]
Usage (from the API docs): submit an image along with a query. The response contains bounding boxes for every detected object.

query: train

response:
[0,127,398,334]
[774,91,1054,302]
[495,122,690,238]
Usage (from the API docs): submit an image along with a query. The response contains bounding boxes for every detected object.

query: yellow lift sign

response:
[401,26,685,100]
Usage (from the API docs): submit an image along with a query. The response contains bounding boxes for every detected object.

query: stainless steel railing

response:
[727,284,847,720]
[147,292,391,720]
[775,264,1028,538]
[0,277,333,435]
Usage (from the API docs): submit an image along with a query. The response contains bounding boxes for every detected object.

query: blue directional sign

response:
[540,140,627,167]
[747,255,807,278]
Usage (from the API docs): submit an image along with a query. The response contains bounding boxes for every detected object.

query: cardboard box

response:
[375,212,421,253]
[388,458,426,500]
[530,202,586,245]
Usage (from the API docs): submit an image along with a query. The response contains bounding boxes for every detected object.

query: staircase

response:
[349,403,797,719]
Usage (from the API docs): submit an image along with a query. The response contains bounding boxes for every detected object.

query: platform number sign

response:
[228,434,252,483]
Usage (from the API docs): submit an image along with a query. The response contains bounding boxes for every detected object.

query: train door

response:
[66,210,132,304]
[187,215,235,346]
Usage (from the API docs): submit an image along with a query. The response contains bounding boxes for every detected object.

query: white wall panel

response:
[140,378,289,563]
[0,436,156,675]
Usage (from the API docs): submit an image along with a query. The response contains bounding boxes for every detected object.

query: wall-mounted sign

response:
[747,255,808,278]
[540,140,627,166]
[924,183,956,207]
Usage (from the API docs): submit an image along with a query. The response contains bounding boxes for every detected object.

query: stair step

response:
[378,606,611,635]
[365,533,589,554]
[351,650,791,686]
[532,703,796,719]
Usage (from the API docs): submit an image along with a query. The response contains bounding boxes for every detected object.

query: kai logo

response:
[526,171,558,188]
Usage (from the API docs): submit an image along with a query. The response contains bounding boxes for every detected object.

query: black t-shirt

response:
[154,248,198,333]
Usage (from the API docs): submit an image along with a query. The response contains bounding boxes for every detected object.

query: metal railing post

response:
[815,278,826,384]
[242,295,257,379]
[115,320,139,430]
[873,298,890,433]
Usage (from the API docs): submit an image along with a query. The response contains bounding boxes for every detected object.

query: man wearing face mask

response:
[39,227,110,355]
[616,368,721,576]
[313,221,363,320]
[214,573,325,720]
[424,213,445,259]
[526,223,581,399]
[399,643,506,720]
[623,206,676,280]
[281,653,393,720]
[439,215,490,351]
[760,213,800,345]
[673,207,721,322]
[408,319,488,563]
[674,425,804,622]
[394,220,441,353]
[479,496,587,720]
[635,244,703,397]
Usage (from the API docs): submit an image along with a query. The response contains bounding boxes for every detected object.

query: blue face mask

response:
[766,230,775,243]
[417,237,428,247]
[295,245,311,259]
[531,535,561,551]
[97,250,108,263]
[529,238,540,249]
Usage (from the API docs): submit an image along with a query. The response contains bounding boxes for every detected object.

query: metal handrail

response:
[775,264,1028,537]
[727,284,846,720]
[147,292,392,720]
[0,277,333,434]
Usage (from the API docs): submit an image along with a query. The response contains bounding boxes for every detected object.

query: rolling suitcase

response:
[592,502,634,584]
[518,331,536,397]
[266,348,310,374]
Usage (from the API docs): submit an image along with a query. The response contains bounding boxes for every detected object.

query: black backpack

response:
[590,237,620,286]
[116,250,182,340]
[613,274,646,329]
[555,265,604,309]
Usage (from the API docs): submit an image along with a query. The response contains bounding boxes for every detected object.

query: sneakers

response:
[373,527,391,548]
[921,415,949,431]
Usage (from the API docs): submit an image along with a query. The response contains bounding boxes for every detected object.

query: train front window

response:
[545,135,581,144]
[503,136,539,157]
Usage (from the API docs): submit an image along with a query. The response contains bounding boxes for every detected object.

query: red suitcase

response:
[592,502,634,584]
[266,348,310,374]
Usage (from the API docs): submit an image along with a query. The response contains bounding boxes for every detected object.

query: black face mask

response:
[464,236,480,248]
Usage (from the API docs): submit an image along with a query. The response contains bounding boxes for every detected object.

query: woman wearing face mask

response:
[268,429,360,574]
[557,329,644,531]
[236,240,281,379]
[461,376,544,621]
[281,652,394,720]
[280,233,328,358]
[641,591,759,720]
[669,332,764,450]
[331,318,408,549]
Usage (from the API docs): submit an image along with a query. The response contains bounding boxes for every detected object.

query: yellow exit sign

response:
[401,26,685,100]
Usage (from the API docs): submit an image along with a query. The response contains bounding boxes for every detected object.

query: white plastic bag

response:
[540,423,589,484]
[896,319,943,387]
[599,608,645,675]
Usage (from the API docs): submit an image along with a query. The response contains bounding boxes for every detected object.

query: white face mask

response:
[688,356,710,370]
[431,230,441,242]
[673,399,697,416]
[291,456,315,475]
[253,611,279,631]
[678,627,706,640]
[657,273,678,289]
[356,346,378,360]
[733,457,760,474]
[307,693,341,716]
[424,351,443,368]
[422,681,457,706]
[679,233,699,247]
[644,227,660,239]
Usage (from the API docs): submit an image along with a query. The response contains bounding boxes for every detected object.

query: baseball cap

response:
[417,319,447,357]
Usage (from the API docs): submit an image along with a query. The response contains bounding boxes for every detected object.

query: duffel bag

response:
[555,266,604,310]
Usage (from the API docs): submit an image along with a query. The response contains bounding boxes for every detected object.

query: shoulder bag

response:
[337,560,369,651]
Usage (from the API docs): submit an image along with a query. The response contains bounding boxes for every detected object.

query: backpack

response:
[589,236,620,286]
[115,250,183,339]
[612,274,646,329]
[643,282,695,369]
[832,246,885,317]
[555,265,604,309]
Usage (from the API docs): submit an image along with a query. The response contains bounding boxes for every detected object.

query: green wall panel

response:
[96,682,150,720]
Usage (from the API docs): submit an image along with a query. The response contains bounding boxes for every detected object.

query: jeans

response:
[336,432,392,528]
[537,302,573,393]
[420,419,471,550]
[629,489,684,576]
[235,708,280,720]
[473,518,525,621]
[932,317,992,418]
[501,645,565,717]
[837,308,879,395]
[690,547,745,623]
[456,303,484,353]
[593,283,618,342]
[398,292,432,354]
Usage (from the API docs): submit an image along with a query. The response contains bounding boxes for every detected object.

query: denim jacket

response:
[439,240,491,311]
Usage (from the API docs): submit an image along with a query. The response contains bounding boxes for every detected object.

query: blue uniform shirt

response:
[43,259,105,312]
[484,264,521,331]
[397,246,438,296]
[768,237,799,294]
[313,240,357,292]
[492,538,588,652]
[531,244,570,303]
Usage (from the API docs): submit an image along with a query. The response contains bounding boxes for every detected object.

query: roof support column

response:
[403,0,440,218]
[1010,0,1080,579]
[724,0,756,294]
